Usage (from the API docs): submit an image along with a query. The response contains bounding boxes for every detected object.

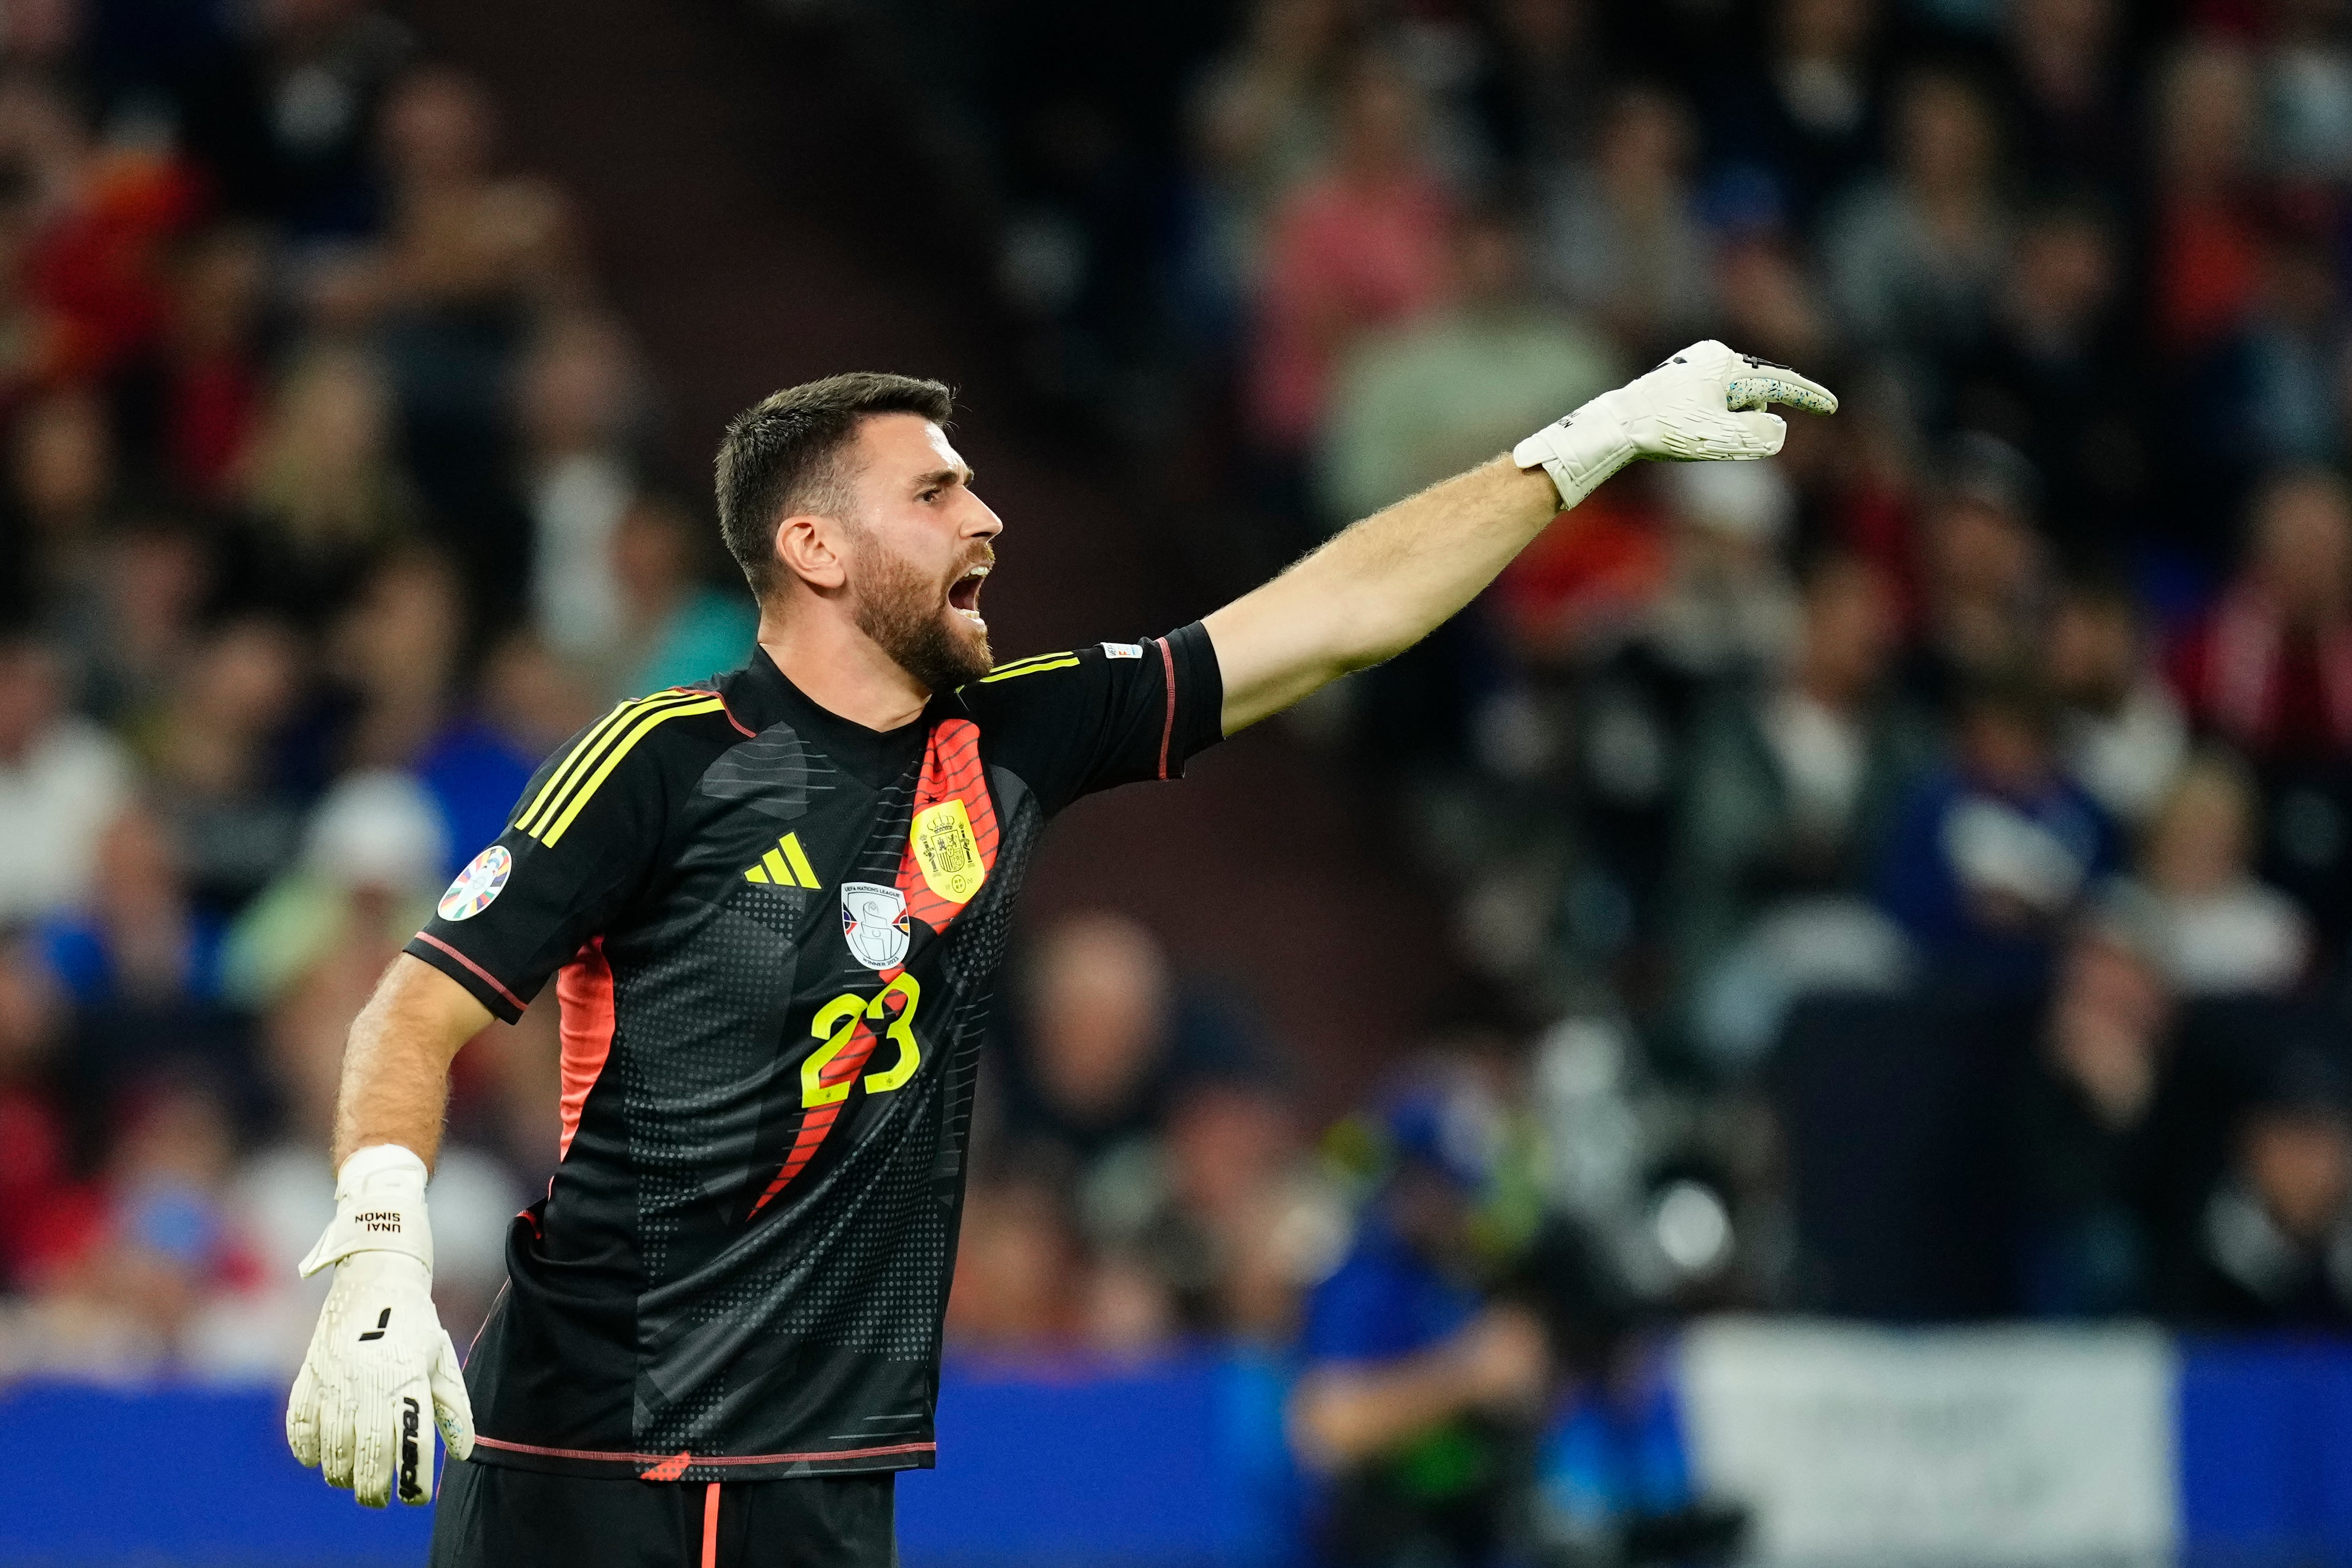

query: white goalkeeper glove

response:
[286,1143,475,1506]
[1513,339,1838,511]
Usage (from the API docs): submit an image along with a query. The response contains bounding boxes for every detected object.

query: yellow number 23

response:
[802,974,922,1109]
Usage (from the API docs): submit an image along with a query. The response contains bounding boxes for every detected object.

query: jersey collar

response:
[724,645,934,788]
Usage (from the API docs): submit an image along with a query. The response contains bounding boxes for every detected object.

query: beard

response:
[846,524,993,695]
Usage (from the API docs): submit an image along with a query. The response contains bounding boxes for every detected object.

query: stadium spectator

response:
[36,796,227,1011]
[1897,437,2050,713]
[2150,40,2265,357]
[1193,0,1358,299]
[1005,911,1182,1164]
[230,343,420,620]
[1825,69,2012,412]
[1670,548,1932,1060]
[146,618,307,911]
[2253,0,2352,185]
[234,0,417,238]
[604,492,759,699]
[2000,0,2135,201]
[7,389,119,625]
[2048,574,2189,829]
[1700,0,1882,235]
[1540,85,1716,360]
[2008,913,2181,1316]
[946,1161,1091,1351]
[2134,752,2311,996]
[517,311,645,667]
[1247,50,1454,468]
[1647,455,1803,682]
[1875,672,2124,994]
[136,224,270,504]
[1940,201,2146,555]
[2163,1048,2352,1329]
[1082,1076,1338,1343]
[318,547,469,780]
[221,768,445,1015]
[0,636,134,924]
[1317,199,1617,526]
[2171,467,2352,767]
[1485,0,1609,177]
[0,929,94,1291]
[68,517,211,733]
[1290,1070,1550,1568]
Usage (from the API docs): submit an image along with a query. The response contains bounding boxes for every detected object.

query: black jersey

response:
[403,626,1224,1482]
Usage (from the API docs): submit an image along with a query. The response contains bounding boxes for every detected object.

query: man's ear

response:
[773,512,850,592]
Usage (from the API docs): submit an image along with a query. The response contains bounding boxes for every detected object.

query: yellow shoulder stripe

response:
[533,694,725,846]
[980,650,1075,679]
[977,655,1080,684]
[514,690,708,839]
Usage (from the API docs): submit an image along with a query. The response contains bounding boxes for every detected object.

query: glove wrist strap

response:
[1513,396,1637,513]
[298,1143,434,1277]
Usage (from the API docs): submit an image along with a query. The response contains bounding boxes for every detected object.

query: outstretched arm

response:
[1202,341,1837,735]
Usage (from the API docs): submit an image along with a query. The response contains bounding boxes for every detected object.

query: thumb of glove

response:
[430,1329,476,1460]
[1726,410,1787,458]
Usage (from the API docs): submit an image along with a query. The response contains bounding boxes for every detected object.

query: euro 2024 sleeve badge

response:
[438,844,512,921]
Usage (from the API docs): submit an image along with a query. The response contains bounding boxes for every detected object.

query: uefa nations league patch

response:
[438,844,512,921]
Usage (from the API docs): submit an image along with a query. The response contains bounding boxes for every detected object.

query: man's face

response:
[834,414,1002,694]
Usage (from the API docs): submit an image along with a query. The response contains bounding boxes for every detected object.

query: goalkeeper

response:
[285,343,1832,1565]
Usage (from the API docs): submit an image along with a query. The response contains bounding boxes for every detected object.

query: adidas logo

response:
[743,832,821,889]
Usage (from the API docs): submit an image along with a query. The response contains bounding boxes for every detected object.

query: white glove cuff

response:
[298,1143,434,1278]
[1513,395,1637,513]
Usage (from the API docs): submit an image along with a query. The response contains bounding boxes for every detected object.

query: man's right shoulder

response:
[510,686,747,847]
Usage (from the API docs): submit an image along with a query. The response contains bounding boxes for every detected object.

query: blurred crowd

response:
[17,0,2352,1561]
[0,0,758,1382]
[916,0,2352,1559]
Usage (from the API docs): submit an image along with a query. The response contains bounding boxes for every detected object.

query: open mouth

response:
[947,563,989,626]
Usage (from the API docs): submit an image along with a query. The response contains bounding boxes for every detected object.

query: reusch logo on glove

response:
[358,1308,391,1342]
[354,1211,403,1234]
[399,1397,422,1502]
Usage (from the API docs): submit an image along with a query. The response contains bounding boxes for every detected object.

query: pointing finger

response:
[1727,365,1838,416]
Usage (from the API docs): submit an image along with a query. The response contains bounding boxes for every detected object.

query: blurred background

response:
[9,0,2352,1562]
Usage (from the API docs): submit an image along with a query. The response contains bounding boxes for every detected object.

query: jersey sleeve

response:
[961,622,1224,817]
[403,697,685,1022]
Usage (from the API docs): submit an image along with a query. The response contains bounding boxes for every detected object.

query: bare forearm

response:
[1206,456,1559,732]
[330,953,493,1169]
[1289,1351,1491,1468]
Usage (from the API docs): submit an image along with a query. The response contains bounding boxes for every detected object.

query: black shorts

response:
[428,1458,897,1568]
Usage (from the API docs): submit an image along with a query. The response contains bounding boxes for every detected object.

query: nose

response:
[964,492,1003,543]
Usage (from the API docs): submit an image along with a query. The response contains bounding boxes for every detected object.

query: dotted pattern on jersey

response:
[612,900,797,1284]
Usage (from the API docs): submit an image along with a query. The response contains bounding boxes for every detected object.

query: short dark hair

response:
[713,372,954,597]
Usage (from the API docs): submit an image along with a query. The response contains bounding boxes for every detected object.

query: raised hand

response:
[1512,339,1838,511]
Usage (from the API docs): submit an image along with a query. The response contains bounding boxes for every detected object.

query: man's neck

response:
[757,608,931,733]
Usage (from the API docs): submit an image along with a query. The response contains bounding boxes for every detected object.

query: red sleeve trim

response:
[1154,635,1176,780]
[413,931,528,1015]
